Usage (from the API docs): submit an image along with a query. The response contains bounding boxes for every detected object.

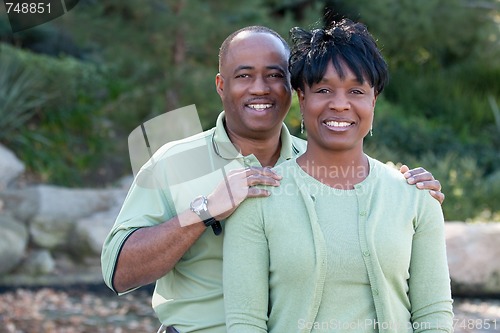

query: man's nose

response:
[249,76,271,95]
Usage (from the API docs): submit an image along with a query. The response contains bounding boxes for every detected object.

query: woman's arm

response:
[408,193,454,332]
[223,198,270,333]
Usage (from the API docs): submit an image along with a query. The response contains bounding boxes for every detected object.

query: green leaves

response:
[0,55,50,142]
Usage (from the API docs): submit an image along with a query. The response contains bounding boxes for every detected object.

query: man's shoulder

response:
[153,127,215,159]
[136,127,216,176]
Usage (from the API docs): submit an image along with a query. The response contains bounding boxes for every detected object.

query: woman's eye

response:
[316,88,330,93]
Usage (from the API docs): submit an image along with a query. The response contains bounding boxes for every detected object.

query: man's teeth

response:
[248,104,272,110]
[325,121,351,127]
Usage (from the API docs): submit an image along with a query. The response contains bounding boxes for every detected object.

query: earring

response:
[300,117,304,134]
[370,127,373,137]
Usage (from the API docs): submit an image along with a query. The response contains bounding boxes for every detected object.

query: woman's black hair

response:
[289,18,388,95]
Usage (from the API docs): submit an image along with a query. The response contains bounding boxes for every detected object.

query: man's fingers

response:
[429,190,445,205]
[246,173,280,187]
[403,167,427,179]
[246,186,271,198]
[209,167,280,220]
[405,171,435,184]
[244,166,282,180]
[399,164,410,174]
[415,179,442,192]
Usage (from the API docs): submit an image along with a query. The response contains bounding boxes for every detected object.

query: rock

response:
[0,144,25,190]
[72,205,122,259]
[446,222,500,296]
[0,187,39,223]
[29,185,122,249]
[16,249,55,275]
[0,214,28,274]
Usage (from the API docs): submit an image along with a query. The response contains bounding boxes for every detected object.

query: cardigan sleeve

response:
[223,197,270,333]
[408,191,454,332]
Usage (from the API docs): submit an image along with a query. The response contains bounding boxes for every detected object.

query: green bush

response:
[0,56,50,142]
[0,43,110,186]
[365,98,499,221]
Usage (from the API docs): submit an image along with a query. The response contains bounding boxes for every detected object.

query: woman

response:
[223,18,453,333]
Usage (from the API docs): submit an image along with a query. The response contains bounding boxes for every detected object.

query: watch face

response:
[191,195,207,212]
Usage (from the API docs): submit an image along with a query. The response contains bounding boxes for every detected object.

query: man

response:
[101,26,443,333]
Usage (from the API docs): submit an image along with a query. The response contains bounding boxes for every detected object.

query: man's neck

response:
[227,130,282,167]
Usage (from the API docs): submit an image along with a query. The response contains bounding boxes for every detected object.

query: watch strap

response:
[203,217,222,236]
[197,209,212,221]
[190,195,222,236]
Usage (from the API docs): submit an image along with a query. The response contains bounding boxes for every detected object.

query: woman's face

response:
[298,61,377,153]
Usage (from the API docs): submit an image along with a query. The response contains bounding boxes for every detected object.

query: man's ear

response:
[215,73,224,97]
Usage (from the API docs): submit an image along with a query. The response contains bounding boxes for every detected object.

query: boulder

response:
[446,222,500,296]
[16,249,56,275]
[0,144,25,190]
[0,214,28,274]
[29,185,122,249]
[0,187,39,223]
[72,204,122,259]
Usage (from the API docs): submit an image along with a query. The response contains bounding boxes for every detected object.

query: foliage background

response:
[0,0,499,221]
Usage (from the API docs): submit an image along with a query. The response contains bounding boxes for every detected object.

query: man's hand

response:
[400,165,445,204]
[207,166,281,220]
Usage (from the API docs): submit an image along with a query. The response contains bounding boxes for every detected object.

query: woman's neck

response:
[297,147,369,190]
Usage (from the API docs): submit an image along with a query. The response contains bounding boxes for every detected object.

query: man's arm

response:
[399,165,445,204]
[113,210,205,293]
[111,166,281,293]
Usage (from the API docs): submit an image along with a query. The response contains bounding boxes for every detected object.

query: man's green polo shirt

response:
[101,111,306,332]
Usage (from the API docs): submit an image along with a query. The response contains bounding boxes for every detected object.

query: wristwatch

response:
[190,195,222,235]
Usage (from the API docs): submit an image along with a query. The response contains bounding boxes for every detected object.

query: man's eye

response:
[236,74,250,78]
[269,73,284,78]
[351,89,364,94]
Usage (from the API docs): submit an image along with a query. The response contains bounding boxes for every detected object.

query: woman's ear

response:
[372,93,378,108]
[297,89,305,110]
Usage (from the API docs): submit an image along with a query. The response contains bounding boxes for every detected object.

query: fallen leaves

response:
[0,288,157,333]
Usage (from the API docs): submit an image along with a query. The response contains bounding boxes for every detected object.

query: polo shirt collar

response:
[213,111,295,163]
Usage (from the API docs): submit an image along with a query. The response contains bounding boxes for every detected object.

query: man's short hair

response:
[218,26,290,72]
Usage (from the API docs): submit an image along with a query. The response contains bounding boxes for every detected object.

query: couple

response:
[101,17,452,333]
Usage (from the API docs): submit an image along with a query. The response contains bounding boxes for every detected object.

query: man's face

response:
[216,32,292,140]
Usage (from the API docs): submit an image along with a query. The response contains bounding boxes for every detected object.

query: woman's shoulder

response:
[369,157,408,184]
[368,157,435,203]
[271,158,301,182]
[368,157,422,197]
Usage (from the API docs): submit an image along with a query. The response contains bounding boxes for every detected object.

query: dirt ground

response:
[0,287,499,332]
[0,287,157,333]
